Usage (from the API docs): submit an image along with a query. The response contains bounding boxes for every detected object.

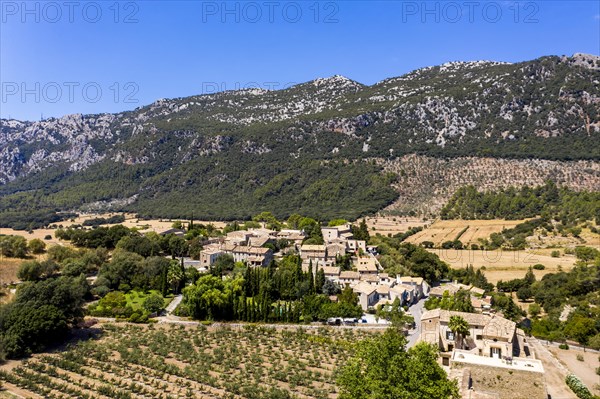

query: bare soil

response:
[529,338,578,399]
[451,363,546,399]
[549,347,600,396]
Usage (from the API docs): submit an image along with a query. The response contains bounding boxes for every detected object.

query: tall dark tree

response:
[315,268,325,294]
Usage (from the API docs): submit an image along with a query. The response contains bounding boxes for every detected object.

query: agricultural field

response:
[0,213,228,245]
[0,323,376,399]
[86,214,227,233]
[364,216,431,236]
[405,219,600,249]
[429,248,577,284]
[405,219,526,247]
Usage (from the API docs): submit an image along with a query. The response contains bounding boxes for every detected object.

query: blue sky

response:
[1,0,599,120]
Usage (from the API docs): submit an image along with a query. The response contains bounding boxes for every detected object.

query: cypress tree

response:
[308,260,315,294]
[315,268,325,294]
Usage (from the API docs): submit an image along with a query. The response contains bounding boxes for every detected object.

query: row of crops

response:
[0,323,376,399]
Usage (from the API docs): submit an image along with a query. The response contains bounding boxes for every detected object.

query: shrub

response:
[27,238,46,254]
[565,374,593,399]
[44,235,52,240]
[143,293,165,315]
[532,264,545,270]
[559,343,569,350]
[576,354,584,361]
[551,250,560,258]
[128,311,149,323]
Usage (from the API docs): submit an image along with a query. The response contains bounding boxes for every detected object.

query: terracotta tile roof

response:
[483,315,516,340]
[322,266,341,276]
[421,309,516,340]
[376,285,390,294]
[339,271,360,280]
[353,281,376,295]
[360,274,379,282]
[390,286,408,296]
[301,244,327,251]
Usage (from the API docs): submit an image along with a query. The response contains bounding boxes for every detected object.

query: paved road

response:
[406,297,426,348]
[164,294,183,314]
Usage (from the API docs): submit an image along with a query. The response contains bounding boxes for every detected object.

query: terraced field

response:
[405,219,526,247]
[430,248,577,284]
[364,216,431,236]
[0,323,375,399]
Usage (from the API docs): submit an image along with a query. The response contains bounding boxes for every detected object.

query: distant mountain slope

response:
[379,155,600,216]
[0,53,599,223]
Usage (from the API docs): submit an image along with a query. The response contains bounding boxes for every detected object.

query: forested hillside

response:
[0,54,599,226]
[440,181,600,222]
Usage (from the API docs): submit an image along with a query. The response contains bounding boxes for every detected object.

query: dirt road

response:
[529,337,577,399]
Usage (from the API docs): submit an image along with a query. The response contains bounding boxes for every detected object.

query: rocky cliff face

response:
[1,54,599,218]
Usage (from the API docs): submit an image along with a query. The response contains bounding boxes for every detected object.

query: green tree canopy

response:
[337,327,459,399]
[27,238,46,254]
[143,293,165,314]
[448,315,470,350]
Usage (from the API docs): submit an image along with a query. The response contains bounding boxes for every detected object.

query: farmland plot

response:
[405,219,527,247]
[0,323,375,399]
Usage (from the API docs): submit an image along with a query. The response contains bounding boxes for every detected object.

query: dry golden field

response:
[70,213,228,232]
[0,257,23,286]
[405,219,526,247]
[365,216,431,236]
[0,213,228,245]
[406,219,600,249]
[429,248,578,284]
[0,227,61,245]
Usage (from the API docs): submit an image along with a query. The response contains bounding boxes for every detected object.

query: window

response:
[446,331,455,340]
[491,347,501,358]
[476,334,483,340]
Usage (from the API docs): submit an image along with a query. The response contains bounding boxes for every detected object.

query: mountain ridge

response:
[1,53,599,224]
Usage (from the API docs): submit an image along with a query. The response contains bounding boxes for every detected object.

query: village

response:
[195,222,427,312]
[3,209,598,399]
[192,221,548,390]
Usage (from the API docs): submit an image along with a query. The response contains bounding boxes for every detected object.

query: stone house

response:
[339,271,360,286]
[199,248,224,268]
[300,244,327,262]
[352,281,378,310]
[420,309,521,364]
[354,257,378,276]
[321,224,353,242]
